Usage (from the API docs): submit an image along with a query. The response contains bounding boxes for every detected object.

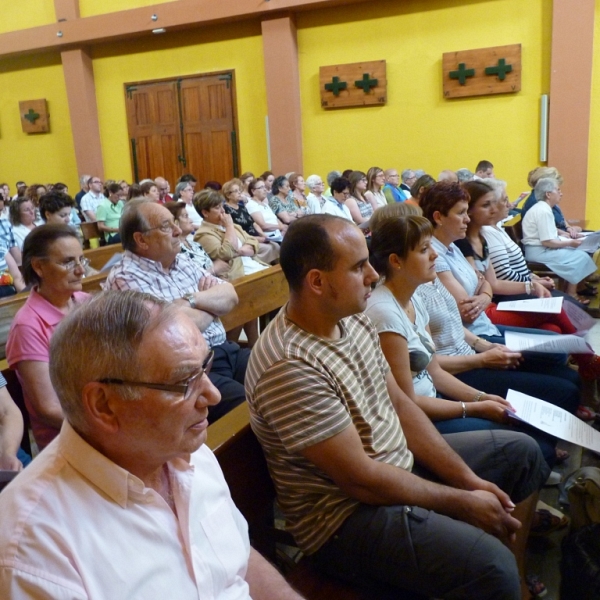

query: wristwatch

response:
[183,293,196,309]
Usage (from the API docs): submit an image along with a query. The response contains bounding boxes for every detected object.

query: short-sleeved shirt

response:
[321,198,353,221]
[455,236,490,273]
[245,307,413,555]
[366,285,436,398]
[6,289,91,449]
[95,198,124,241]
[269,194,304,218]
[246,199,282,240]
[431,236,500,337]
[103,250,226,348]
[80,191,105,221]
[416,279,474,357]
[521,201,558,246]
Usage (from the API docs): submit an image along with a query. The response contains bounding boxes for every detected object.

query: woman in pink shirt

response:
[6,224,91,451]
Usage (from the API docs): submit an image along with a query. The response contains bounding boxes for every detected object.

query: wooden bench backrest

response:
[84,244,123,271]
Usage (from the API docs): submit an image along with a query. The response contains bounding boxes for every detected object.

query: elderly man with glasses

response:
[0,291,303,600]
[103,199,248,423]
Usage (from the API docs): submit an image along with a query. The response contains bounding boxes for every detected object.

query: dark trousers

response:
[207,340,250,423]
[311,430,547,600]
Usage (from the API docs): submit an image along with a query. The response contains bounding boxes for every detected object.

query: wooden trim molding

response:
[547,0,595,220]
[0,0,370,59]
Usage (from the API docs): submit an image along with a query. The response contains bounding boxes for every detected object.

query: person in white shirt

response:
[0,290,303,600]
[80,176,105,222]
[305,174,328,214]
[321,177,353,221]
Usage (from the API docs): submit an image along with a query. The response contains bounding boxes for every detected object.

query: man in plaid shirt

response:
[104,198,249,422]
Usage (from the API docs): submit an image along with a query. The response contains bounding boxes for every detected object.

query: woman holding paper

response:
[366,211,577,468]
[420,182,600,373]
[521,177,596,302]
[455,180,584,335]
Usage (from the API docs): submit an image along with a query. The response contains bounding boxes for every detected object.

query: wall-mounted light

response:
[57,31,63,37]
[152,28,166,34]
[151,14,158,21]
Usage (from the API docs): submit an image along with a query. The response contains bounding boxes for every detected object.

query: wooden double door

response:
[125,72,239,187]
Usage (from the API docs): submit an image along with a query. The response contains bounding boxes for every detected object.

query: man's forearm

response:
[387,377,474,488]
[245,548,305,600]
[174,303,217,332]
[193,282,238,316]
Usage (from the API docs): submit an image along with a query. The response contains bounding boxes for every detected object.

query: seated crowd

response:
[0,159,597,599]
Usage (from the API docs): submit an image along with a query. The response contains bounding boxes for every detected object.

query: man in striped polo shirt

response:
[245,214,547,600]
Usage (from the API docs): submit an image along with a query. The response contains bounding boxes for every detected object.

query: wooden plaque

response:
[19,99,50,133]
[443,44,521,99]
[320,60,386,109]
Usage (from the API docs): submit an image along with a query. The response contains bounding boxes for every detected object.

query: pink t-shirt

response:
[6,289,91,450]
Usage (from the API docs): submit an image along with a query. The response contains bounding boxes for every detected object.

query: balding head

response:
[120,199,182,268]
[438,170,458,183]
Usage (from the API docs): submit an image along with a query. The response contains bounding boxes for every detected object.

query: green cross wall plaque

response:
[443,44,521,99]
[19,99,50,133]
[449,63,475,86]
[320,60,386,108]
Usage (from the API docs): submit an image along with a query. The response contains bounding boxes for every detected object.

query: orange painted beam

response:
[547,0,595,221]
[61,48,104,180]
[262,15,303,175]
[0,0,370,59]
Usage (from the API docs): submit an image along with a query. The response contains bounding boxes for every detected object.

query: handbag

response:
[561,466,600,530]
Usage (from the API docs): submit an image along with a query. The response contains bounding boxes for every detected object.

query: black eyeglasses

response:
[98,350,214,401]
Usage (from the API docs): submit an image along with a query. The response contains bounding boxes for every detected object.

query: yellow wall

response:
[0,1,56,34]
[297,0,552,201]
[586,0,600,228]
[91,20,268,182]
[0,53,78,191]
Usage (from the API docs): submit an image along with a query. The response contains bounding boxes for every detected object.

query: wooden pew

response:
[83,244,123,271]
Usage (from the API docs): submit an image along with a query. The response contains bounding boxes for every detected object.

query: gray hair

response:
[120,198,153,252]
[174,181,192,199]
[534,177,559,201]
[456,168,474,183]
[305,174,322,191]
[326,171,341,186]
[79,174,91,187]
[49,291,175,433]
[414,169,425,179]
[401,169,415,182]
[480,178,507,201]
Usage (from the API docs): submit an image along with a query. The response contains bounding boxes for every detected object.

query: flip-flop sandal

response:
[530,508,569,536]
[573,295,591,305]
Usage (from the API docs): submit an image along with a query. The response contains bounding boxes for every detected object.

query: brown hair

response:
[420,182,470,227]
[370,215,434,279]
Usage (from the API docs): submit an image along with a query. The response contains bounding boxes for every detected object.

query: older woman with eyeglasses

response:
[173,181,202,227]
[305,174,327,214]
[6,224,91,451]
[522,177,596,303]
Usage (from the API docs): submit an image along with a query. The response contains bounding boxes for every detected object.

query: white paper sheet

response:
[504,330,594,354]
[578,230,600,252]
[563,300,597,334]
[496,297,563,314]
[506,389,600,454]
